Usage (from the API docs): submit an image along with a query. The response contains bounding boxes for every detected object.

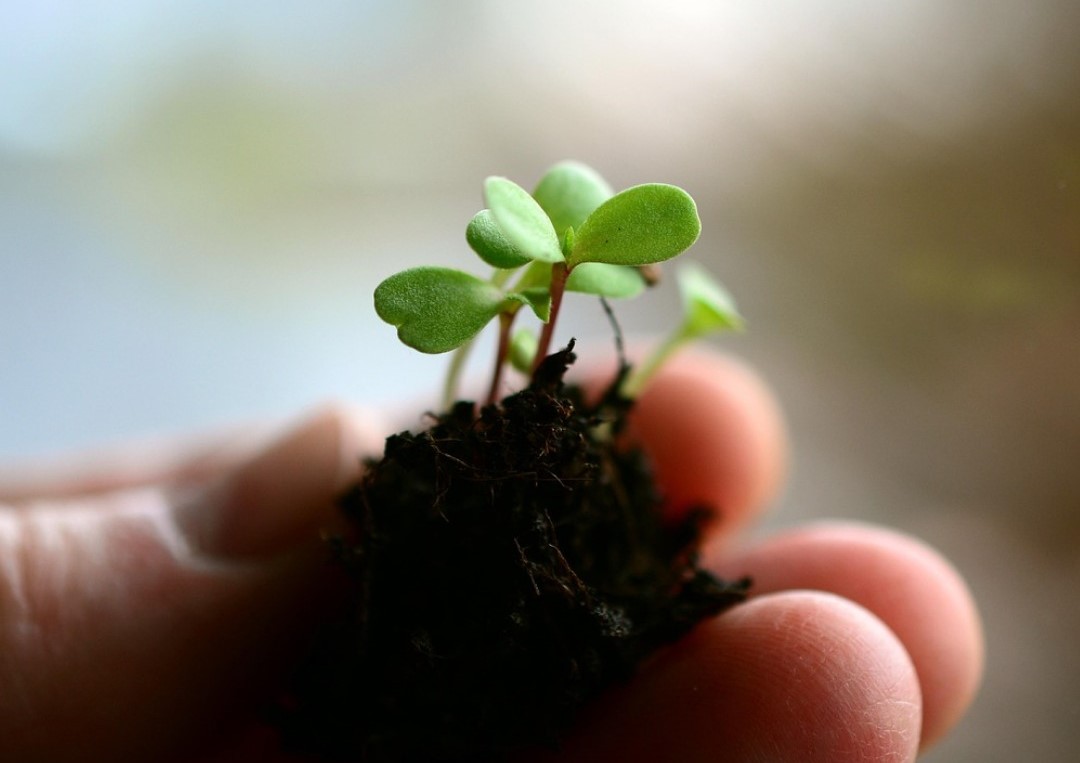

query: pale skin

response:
[0,350,983,762]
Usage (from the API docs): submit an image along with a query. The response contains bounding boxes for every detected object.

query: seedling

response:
[278,162,749,763]
[620,261,744,398]
[374,160,741,408]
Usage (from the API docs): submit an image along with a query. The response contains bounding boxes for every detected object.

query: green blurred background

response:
[2,1,1078,759]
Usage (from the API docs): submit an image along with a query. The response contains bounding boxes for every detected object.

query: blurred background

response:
[2,1,1077,759]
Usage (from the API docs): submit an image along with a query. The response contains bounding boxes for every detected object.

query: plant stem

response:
[442,339,475,410]
[486,311,516,406]
[619,324,690,399]
[532,262,569,374]
[444,268,516,410]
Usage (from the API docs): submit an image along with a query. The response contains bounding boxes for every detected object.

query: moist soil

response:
[274,343,749,761]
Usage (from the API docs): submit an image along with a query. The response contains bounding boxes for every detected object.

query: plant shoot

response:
[374,161,742,406]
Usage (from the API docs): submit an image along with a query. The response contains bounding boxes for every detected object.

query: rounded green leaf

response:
[677,262,743,338]
[374,267,507,354]
[465,210,532,269]
[507,286,552,322]
[566,263,645,299]
[509,328,537,373]
[484,176,564,264]
[568,183,701,268]
[532,161,614,237]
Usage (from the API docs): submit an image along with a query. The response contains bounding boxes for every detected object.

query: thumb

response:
[0,406,377,763]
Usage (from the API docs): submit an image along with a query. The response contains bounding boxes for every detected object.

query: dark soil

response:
[274,343,749,761]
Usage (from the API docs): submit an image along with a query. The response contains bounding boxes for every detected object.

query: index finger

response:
[0,405,386,504]
[621,349,786,539]
[0,424,274,504]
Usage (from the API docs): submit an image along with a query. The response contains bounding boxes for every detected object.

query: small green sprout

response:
[373,161,738,407]
[508,328,538,374]
[619,262,744,399]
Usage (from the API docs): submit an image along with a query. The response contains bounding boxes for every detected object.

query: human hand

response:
[0,351,982,762]
[527,351,984,761]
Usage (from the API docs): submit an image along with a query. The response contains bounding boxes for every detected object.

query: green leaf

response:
[677,262,743,338]
[509,328,537,373]
[566,263,645,299]
[568,183,701,268]
[465,210,532,269]
[374,267,507,354]
[484,177,564,264]
[507,286,552,322]
[532,161,613,237]
[561,226,575,258]
[511,259,552,291]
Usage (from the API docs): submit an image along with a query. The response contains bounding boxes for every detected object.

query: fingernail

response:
[173,405,373,559]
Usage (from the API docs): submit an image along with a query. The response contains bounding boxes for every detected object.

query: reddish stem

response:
[532,262,569,375]
[486,311,515,407]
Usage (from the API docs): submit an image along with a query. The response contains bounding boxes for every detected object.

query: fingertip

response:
[715,523,984,749]
[173,403,381,560]
[545,591,921,763]
[628,349,786,533]
[307,400,389,484]
[709,592,923,762]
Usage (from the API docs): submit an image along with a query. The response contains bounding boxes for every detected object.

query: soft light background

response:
[2,1,1078,759]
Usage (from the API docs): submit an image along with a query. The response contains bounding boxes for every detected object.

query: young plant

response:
[374,161,728,407]
[280,162,750,762]
[620,261,744,398]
